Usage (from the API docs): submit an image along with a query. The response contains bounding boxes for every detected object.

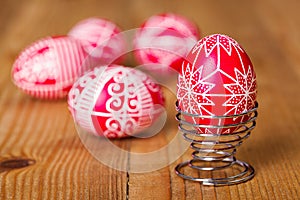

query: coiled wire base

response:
[175,101,258,186]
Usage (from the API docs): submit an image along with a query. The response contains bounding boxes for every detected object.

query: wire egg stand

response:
[175,101,258,186]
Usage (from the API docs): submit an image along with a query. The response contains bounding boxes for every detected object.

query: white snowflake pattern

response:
[192,34,244,57]
[177,62,215,115]
[223,66,257,115]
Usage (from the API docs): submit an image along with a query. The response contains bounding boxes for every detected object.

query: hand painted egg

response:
[68,17,126,65]
[12,36,93,99]
[68,65,165,139]
[133,13,200,73]
[177,34,257,134]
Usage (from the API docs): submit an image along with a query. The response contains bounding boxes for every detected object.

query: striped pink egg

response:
[68,65,165,139]
[134,13,200,73]
[12,36,92,99]
[68,17,126,65]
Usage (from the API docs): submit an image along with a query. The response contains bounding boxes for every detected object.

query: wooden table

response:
[0,0,299,199]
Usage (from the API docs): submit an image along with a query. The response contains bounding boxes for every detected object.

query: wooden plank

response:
[0,0,299,199]
[0,1,128,200]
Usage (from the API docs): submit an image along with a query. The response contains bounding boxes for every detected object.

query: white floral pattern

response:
[15,48,58,83]
[223,67,257,115]
[177,63,215,116]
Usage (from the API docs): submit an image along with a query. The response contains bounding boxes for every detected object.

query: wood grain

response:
[0,0,299,199]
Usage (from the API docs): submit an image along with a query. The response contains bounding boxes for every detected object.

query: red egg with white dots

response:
[134,13,200,73]
[68,17,126,65]
[177,34,257,134]
[12,36,93,99]
[68,65,165,139]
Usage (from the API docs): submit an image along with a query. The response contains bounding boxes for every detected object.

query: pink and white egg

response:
[68,17,126,65]
[134,13,200,73]
[177,34,257,134]
[12,36,92,99]
[68,65,165,139]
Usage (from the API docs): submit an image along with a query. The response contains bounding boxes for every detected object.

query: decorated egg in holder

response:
[175,34,258,186]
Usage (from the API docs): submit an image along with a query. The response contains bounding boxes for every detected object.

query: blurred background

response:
[0,0,299,199]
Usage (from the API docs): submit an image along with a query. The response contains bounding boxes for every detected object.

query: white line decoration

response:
[68,65,165,138]
[12,36,93,99]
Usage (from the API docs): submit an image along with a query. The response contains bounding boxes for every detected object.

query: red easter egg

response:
[12,36,92,99]
[68,65,165,139]
[134,13,200,73]
[68,17,126,65]
[177,34,257,134]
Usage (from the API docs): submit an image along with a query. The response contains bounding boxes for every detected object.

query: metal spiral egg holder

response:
[175,101,258,186]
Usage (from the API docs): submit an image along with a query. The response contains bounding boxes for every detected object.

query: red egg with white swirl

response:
[68,65,165,139]
[134,13,200,73]
[12,36,92,99]
[68,17,126,65]
[177,34,257,134]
